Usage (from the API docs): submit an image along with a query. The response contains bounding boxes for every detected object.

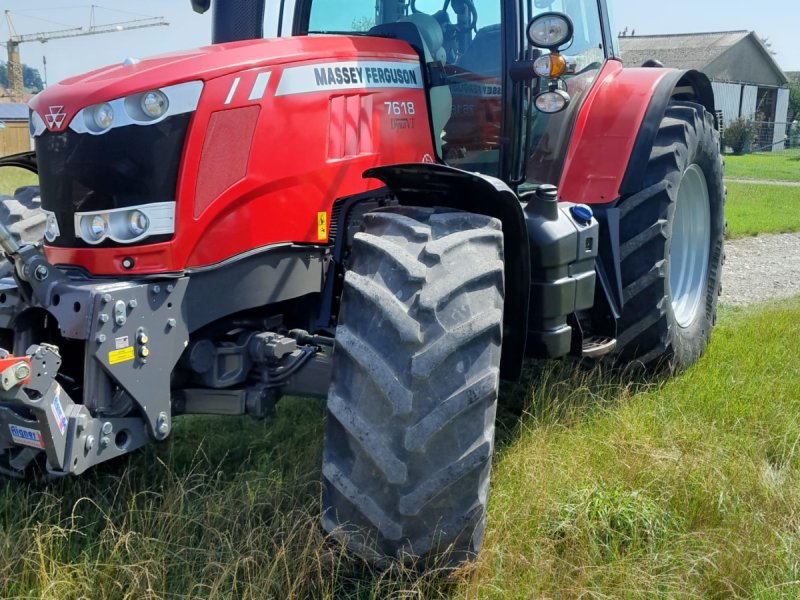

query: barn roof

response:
[619,30,748,70]
[618,31,788,86]
[0,104,29,121]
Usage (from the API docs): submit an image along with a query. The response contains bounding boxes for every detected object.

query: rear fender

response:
[557,63,715,205]
[557,64,715,317]
[364,163,529,381]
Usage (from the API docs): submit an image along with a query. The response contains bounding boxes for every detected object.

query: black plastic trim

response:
[590,205,622,318]
[185,244,325,332]
[314,188,393,332]
[0,151,37,172]
[210,0,264,43]
[597,0,619,59]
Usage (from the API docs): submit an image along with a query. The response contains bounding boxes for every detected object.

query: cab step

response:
[582,336,617,358]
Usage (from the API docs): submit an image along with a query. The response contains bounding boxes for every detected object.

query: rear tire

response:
[614,100,725,370]
[321,206,504,567]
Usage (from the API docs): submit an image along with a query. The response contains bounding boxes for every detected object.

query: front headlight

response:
[89,103,114,132]
[141,90,169,119]
[81,214,109,242]
[74,202,174,245]
[128,210,150,236]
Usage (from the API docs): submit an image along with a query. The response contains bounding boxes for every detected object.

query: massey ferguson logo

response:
[44,105,67,130]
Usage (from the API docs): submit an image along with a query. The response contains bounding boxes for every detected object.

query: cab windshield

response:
[304,0,607,184]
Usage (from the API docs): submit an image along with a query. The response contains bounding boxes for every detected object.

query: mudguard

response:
[364,163,530,381]
[556,62,715,317]
[557,61,715,205]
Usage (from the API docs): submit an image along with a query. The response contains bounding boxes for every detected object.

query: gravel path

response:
[725,178,800,187]
[721,232,800,306]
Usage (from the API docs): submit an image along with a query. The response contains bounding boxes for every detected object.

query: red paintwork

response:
[0,356,32,386]
[32,37,435,275]
[557,60,678,204]
[443,67,502,154]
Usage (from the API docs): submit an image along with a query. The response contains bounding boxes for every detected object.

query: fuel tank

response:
[29,36,435,275]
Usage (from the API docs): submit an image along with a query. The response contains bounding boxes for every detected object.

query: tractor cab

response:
[301,0,611,186]
[201,0,616,188]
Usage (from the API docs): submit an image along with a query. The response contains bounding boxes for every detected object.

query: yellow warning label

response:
[317,211,328,240]
[108,346,135,365]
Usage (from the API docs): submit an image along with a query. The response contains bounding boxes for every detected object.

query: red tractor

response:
[0,0,724,567]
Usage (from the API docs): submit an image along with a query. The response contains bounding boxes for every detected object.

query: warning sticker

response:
[115,336,130,350]
[317,212,328,241]
[9,424,45,449]
[108,346,135,365]
[51,388,68,436]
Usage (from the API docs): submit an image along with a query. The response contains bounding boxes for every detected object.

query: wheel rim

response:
[670,164,711,328]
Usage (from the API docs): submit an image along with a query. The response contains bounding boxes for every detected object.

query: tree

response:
[0,63,45,94]
[722,117,756,154]
[351,16,375,31]
[759,36,777,56]
[789,73,800,123]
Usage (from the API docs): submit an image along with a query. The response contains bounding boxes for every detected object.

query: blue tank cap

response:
[571,204,594,224]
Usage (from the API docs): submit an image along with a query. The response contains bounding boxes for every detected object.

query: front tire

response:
[0,186,45,247]
[321,206,504,566]
[614,100,725,369]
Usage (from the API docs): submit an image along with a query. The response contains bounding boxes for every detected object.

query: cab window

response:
[306,0,504,177]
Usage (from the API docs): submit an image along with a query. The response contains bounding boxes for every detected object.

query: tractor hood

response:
[29,35,417,134]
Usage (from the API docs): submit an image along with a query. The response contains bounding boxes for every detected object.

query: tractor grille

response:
[36,114,191,248]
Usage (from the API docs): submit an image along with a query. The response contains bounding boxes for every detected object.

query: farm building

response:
[0,103,32,157]
[619,31,790,151]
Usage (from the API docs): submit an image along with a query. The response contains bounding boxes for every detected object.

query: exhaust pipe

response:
[190,0,265,44]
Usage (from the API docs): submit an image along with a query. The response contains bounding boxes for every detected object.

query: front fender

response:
[364,163,530,381]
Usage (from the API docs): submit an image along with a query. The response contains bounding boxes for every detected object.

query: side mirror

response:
[191,0,211,14]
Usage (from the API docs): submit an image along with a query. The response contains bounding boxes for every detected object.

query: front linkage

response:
[0,221,188,476]
[0,223,334,478]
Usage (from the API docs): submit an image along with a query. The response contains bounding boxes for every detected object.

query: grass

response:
[725,149,800,182]
[726,182,800,238]
[0,167,37,198]
[1,299,799,598]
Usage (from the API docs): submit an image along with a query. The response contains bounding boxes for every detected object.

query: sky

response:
[2,0,799,89]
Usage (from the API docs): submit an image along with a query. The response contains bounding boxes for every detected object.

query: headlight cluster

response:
[65,80,203,137]
[73,202,175,245]
[85,89,169,133]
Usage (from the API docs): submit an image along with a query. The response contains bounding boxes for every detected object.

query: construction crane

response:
[4,6,168,100]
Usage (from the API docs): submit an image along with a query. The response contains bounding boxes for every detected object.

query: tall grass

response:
[0,167,37,198]
[1,299,799,598]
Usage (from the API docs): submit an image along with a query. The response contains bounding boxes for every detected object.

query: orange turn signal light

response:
[533,53,568,79]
